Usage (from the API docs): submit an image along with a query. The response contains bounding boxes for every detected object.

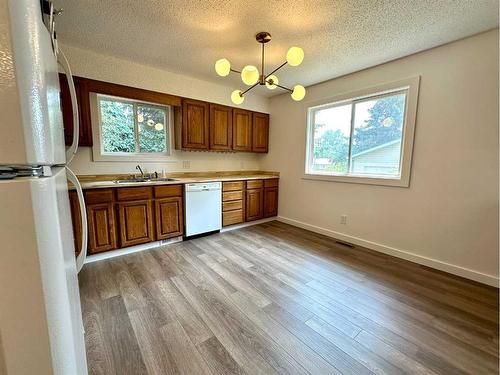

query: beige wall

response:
[262,30,499,286]
[60,44,268,175]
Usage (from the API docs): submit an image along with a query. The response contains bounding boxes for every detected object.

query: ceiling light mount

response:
[214,31,306,105]
[255,31,272,44]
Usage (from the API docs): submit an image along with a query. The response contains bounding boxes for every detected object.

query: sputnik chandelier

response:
[214,31,306,105]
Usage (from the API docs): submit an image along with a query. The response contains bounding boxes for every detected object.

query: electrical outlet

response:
[182,160,190,169]
[340,215,347,225]
[240,161,245,170]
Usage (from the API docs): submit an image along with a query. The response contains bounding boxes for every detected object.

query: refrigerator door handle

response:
[58,48,79,164]
[66,167,88,273]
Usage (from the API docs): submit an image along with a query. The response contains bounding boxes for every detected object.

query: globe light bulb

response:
[241,65,259,85]
[291,85,306,101]
[265,75,279,90]
[286,46,304,66]
[154,123,164,131]
[231,90,244,105]
[215,58,231,76]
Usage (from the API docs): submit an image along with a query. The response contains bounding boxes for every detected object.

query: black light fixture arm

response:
[240,81,260,96]
[265,61,288,79]
[273,83,293,93]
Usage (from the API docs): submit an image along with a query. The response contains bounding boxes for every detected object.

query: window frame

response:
[303,76,420,187]
[91,93,174,162]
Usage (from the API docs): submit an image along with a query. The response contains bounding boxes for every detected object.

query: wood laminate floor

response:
[79,221,499,375]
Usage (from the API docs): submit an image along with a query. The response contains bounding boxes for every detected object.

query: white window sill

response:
[302,173,410,187]
[92,152,176,163]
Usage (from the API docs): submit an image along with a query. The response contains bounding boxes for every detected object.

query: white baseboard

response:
[277,216,499,288]
[85,236,183,264]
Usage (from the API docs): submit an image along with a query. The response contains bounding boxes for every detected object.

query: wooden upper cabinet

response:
[209,104,233,151]
[155,197,183,239]
[118,200,155,247]
[59,74,93,147]
[252,112,269,153]
[233,109,252,152]
[182,99,209,150]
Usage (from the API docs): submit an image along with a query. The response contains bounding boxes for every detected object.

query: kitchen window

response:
[304,77,419,187]
[91,94,171,161]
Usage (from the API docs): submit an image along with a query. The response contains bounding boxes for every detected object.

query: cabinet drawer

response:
[222,181,244,192]
[223,200,243,212]
[84,188,114,204]
[223,210,244,226]
[116,186,153,201]
[246,180,263,189]
[264,178,279,188]
[222,190,243,201]
[154,185,182,198]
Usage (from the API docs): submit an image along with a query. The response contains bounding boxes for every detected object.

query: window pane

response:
[310,104,351,174]
[100,99,135,153]
[350,92,406,176]
[137,105,167,153]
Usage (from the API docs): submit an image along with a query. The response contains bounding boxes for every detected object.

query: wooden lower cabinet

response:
[222,181,245,226]
[117,200,155,247]
[87,202,117,254]
[223,210,244,226]
[264,179,279,218]
[223,179,278,226]
[155,197,183,239]
[72,180,275,254]
[245,188,264,221]
[264,187,278,218]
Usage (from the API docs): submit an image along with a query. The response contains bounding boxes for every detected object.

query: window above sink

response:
[90,93,174,162]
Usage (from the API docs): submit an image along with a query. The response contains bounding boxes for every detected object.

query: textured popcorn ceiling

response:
[53,0,498,97]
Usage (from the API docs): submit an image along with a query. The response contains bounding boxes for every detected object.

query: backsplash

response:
[68,147,262,175]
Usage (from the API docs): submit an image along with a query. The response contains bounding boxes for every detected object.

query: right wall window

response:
[305,77,419,187]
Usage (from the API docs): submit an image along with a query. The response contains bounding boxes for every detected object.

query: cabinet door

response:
[87,202,117,254]
[68,191,82,255]
[245,188,263,221]
[118,200,155,247]
[59,74,93,147]
[233,109,252,151]
[264,187,278,218]
[252,112,269,153]
[182,99,209,149]
[155,197,183,239]
[209,104,232,150]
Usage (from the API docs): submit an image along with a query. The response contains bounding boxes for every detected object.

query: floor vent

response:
[335,240,355,248]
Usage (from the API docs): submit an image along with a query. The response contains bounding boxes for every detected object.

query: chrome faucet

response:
[135,165,144,179]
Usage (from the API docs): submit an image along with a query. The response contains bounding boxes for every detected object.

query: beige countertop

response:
[73,171,279,190]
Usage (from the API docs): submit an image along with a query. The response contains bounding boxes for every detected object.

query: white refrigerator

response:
[0,0,88,374]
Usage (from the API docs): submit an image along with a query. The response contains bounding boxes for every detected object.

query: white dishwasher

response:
[184,182,222,237]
